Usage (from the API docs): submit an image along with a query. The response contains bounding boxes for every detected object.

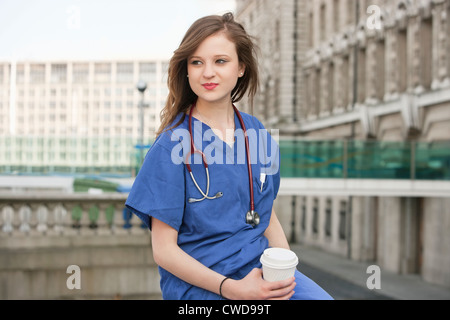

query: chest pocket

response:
[252,163,273,202]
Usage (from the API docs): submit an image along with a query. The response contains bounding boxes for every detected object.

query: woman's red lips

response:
[202,83,219,90]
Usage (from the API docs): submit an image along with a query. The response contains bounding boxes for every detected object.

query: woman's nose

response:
[203,63,215,78]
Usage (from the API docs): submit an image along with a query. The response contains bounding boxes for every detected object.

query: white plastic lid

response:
[260,248,299,269]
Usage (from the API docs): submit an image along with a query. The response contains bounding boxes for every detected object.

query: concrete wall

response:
[422,198,450,287]
[275,194,450,289]
[0,233,161,299]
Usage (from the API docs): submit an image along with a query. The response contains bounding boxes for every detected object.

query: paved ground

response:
[298,261,391,300]
[291,244,450,300]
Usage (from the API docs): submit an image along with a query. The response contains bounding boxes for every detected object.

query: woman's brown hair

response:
[156,12,259,137]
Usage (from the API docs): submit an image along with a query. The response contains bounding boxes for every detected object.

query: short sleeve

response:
[250,115,281,200]
[269,135,280,200]
[125,139,185,232]
[272,151,281,200]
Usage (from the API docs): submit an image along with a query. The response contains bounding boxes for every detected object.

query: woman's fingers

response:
[262,276,296,300]
[266,276,296,290]
[241,268,296,300]
[267,281,296,299]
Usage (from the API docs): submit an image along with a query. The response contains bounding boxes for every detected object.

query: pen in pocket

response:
[259,173,266,192]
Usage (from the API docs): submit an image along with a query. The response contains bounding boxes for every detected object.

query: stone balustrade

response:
[0,193,146,236]
[0,192,161,299]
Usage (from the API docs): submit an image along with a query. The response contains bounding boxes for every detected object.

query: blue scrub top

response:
[126,110,281,299]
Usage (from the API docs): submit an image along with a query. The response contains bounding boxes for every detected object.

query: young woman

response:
[126,13,332,300]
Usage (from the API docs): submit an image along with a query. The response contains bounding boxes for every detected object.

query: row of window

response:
[7,99,163,111]
[308,0,360,47]
[12,113,156,123]
[1,85,168,97]
[1,137,133,147]
[0,126,156,137]
[304,16,434,117]
[8,128,155,137]
[0,62,169,84]
[1,151,128,163]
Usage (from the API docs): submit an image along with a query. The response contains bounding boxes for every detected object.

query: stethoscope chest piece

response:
[246,210,260,227]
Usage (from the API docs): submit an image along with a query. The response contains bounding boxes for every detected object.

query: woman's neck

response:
[193,99,236,146]
[194,99,234,130]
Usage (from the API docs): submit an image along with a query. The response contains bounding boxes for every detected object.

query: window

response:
[161,62,169,83]
[301,197,307,232]
[94,63,111,83]
[30,64,45,84]
[320,4,326,42]
[139,62,156,82]
[314,68,321,115]
[312,198,319,234]
[339,200,347,240]
[357,47,366,103]
[73,63,89,83]
[347,0,355,25]
[325,199,332,237]
[397,29,407,92]
[51,64,67,83]
[328,62,335,113]
[117,62,134,83]
[341,55,350,109]
[374,39,385,101]
[333,0,340,32]
[420,18,432,90]
[304,71,312,117]
[16,64,25,83]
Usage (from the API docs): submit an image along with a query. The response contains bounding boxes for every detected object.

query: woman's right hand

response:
[221,268,296,300]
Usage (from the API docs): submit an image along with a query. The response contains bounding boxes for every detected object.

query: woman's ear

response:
[239,64,246,77]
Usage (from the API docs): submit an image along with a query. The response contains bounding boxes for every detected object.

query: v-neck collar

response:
[190,111,242,151]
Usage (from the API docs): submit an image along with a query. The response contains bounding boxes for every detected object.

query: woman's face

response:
[187,32,245,106]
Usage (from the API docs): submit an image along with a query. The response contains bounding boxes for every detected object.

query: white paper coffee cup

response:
[260,248,298,282]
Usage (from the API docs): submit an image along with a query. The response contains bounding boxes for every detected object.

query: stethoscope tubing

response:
[187,102,255,212]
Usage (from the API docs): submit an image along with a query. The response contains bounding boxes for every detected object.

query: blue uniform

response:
[125,110,332,300]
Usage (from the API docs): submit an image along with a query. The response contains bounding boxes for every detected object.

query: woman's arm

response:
[264,208,290,249]
[151,217,296,300]
[151,217,225,295]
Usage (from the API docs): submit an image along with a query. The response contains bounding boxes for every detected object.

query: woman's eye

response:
[216,59,227,64]
[191,60,202,65]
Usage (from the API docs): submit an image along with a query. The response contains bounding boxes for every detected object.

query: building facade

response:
[0,60,168,174]
[236,0,450,288]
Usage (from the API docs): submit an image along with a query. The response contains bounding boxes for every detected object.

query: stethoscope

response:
[186,103,260,227]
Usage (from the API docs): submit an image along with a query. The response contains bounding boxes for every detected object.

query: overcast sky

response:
[0,0,236,61]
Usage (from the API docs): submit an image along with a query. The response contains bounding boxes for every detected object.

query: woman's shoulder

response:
[155,113,189,148]
[238,109,265,130]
